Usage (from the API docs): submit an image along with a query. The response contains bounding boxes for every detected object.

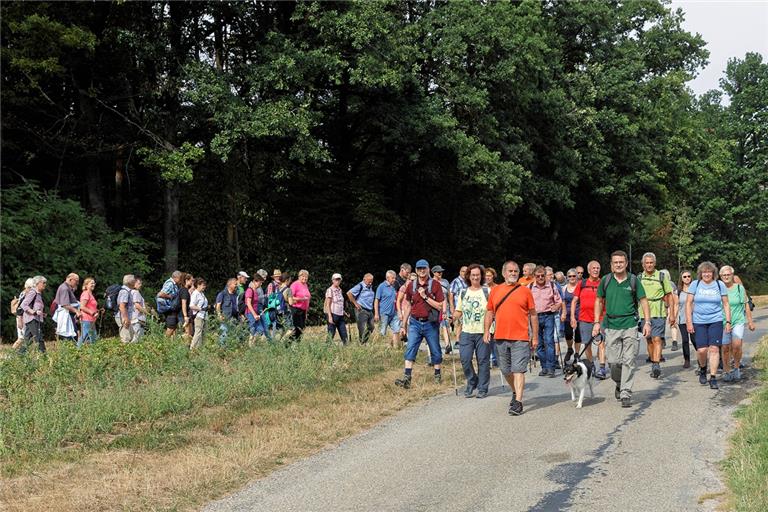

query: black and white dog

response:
[563,359,595,408]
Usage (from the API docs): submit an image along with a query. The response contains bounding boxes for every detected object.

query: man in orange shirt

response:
[484,260,538,416]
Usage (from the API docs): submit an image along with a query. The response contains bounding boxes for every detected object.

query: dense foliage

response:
[2,1,766,323]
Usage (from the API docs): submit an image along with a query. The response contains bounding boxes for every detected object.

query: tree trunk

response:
[164,184,180,272]
[86,162,106,216]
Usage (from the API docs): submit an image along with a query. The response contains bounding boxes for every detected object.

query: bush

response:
[0,183,152,340]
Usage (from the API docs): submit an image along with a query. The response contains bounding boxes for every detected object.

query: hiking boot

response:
[548,369,556,378]
[651,364,661,379]
[672,341,679,351]
[464,385,475,398]
[434,373,442,385]
[596,367,607,380]
[508,400,523,416]
[709,377,719,390]
[733,368,742,381]
[476,391,488,399]
[395,375,412,389]
[662,340,667,349]
[621,396,631,408]
[538,369,548,377]
[683,359,691,369]
[723,371,733,383]
[699,371,708,385]
[615,386,621,400]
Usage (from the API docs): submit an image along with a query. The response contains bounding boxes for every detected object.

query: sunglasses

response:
[567,274,577,278]
[682,275,691,279]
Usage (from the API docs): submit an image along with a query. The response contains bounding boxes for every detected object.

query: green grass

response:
[0,319,403,476]
[722,335,768,512]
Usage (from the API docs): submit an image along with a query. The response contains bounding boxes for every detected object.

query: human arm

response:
[722,295,732,333]
[529,308,539,350]
[591,297,603,337]
[119,300,130,326]
[347,286,361,310]
[570,296,579,329]
[246,291,259,318]
[483,309,494,344]
[639,297,651,337]
[324,295,334,324]
[686,294,695,333]
[668,292,678,326]
[374,298,380,322]
[399,299,411,334]
[745,290,756,331]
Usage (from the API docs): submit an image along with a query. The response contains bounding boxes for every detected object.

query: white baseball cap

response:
[237,271,250,278]
[332,273,342,280]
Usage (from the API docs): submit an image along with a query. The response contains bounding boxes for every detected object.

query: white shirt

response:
[191,290,209,319]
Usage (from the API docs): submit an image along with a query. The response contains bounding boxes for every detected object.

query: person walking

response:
[448,266,469,343]
[18,276,48,354]
[685,261,732,389]
[179,273,194,340]
[157,271,182,336]
[637,252,675,378]
[131,276,147,342]
[289,270,311,340]
[78,277,99,347]
[236,271,250,296]
[347,273,375,344]
[394,259,445,388]
[561,269,581,361]
[676,270,696,368]
[571,260,608,379]
[454,264,492,398]
[115,275,135,344]
[325,273,348,344]
[395,263,412,289]
[485,267,499,367]
[216,278,241,345]
[529,265,564,377]
[719,265,755,382]
[12,278,35,349]
[484,261,538,416]
[374,270,401,348]
[518,263,536,287]
[245,274,267,345]
[189,278,209,349]
[593,251,651,408]
[432,265,452,352]
[54,273,81,342]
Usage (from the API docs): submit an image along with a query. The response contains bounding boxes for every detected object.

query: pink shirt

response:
[290,281,311,311]
[80,290,98,322]
[529,282,562,314]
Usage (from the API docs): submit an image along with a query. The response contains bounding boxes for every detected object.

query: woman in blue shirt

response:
[685,261,731,389]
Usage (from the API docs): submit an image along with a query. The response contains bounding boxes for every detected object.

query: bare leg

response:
[732,338,743,369]
[722,345,732,373]
[513,373,526,403]
[708,346,720,378]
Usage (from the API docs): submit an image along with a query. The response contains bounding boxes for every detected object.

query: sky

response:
[670,0,768,98]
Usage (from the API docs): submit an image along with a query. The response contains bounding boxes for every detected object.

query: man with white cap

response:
[395,259,445,388]
[325,273,348,344]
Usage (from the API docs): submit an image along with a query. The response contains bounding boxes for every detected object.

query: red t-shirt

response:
[574,278,601,323]
[404,278,444,319]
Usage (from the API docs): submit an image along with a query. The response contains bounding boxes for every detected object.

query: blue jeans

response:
[405,319,442,365]
[536,313,556,370]
[218,318,240,346]
[77,320,98,347]
[459,332,491,393]
[327,314,348,344]
[246,312,267,336]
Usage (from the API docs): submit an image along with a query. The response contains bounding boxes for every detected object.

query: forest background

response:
[1,0,766,339]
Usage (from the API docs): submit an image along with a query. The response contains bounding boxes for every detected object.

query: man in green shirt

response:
[593,250,651,408]
[638,253,675,379]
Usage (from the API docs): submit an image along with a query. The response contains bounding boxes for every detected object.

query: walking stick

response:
[451,351,458,395]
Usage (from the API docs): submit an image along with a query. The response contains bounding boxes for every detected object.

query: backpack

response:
[104,284,122,312]
[49,300,58,316]
[598,273,639,318]
[157,290,180,314]
[735,284,755,312]
[10,294,22,316]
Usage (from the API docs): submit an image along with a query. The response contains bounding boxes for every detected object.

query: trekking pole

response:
[451,351,458,395]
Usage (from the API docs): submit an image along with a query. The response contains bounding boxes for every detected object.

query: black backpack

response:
[104,284,122,312]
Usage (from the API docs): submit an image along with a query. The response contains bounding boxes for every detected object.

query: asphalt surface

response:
[205,308,767,512]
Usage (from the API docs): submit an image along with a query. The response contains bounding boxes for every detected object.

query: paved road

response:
[205,308,767,512]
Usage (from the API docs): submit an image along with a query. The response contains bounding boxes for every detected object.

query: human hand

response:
[591,323,601,338]
[748,321,756,331]
[642,323,651,338]
[687,324,695,334]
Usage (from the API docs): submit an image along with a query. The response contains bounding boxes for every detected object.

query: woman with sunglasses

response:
[676,271,695,368]
[561,268,581,361]
[719,265,755,382]
[685,261,731,389]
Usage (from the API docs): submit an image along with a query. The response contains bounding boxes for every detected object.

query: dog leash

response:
[571,333,604,361]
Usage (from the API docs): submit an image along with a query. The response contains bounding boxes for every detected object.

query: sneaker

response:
[538,369,548,377]
[548,369,556,378]
[434,374,442,384]
[660,356,666,362]
[491,360,499,368]
[615,386,621,400]
[672,341,679,351]
[733,368,742,381]
[476,391,488,399]
[699,371,708,385]
[621,396,631,408]
[663,340,667,349]
[651,364,661,379]
[395,375,412,389]
[683,359,691,369]
[509,400,523,416]
[709,377,719,390]
[464,385,475,398]
[723,371,733,383]
[596,367,607,380]
[555,361,562,370]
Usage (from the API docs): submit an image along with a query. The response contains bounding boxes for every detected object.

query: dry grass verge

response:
[1,359,454,511]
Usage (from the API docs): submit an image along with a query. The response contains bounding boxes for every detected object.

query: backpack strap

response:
[482,287,489,301]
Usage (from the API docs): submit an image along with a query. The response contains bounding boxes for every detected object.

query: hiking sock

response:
[404,368,413,377]
[434,368,441,376]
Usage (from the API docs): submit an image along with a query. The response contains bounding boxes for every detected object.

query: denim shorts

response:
[379,313,401,335]
[693,322,723,348]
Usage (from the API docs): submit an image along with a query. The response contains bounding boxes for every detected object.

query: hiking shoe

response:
[538,369,548,377]
[709,377,719,390]
[395,375,411,389]
[651,364,661,379]
[596,367,607,380]
[672,341,679,351]
[508,400,523,416]
[621,396,631,408]
[733,368,742,381]
[723,371,733,383]
[476,391,488,399]
[555,361,562,370]
[615,386,621,400]
[464,385,475,398]
[434,374,442,385]
[660,356,666,362]
[548,369,556,378]
[699,371,708,385]
[662,340,667,349]
[683,359,691,369]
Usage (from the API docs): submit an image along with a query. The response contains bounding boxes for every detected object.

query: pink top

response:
[80,290,98,322]
[290,281,311,311]
[529,282,563,314]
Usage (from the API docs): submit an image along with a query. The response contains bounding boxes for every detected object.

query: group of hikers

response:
[10,251,757,414]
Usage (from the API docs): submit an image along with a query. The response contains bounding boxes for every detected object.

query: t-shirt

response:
[116,285,133,320]
[130,289,146,324]
[157,278,179,311]
[456,287,488,334]
[245,287,262,315]
[375,281,397,317]
[485,283,535,341]
[689,280,727,324]
[725,284,747,326]
[573,278,601,323]
[449,276,468,308]
[80,290,98,322]
[325,286,345,316]
[638,270,673,319]
[348,281,375,310]
[179,287,191,317]
[404,278,444,320]
[597,274,646,330]
[562,285,579,322]
[678,289,693,325]
[190,290,209,320]
[529,281,562,314]
[517,276,534,287]
[290,281,311,311]
[55,282,77,309]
